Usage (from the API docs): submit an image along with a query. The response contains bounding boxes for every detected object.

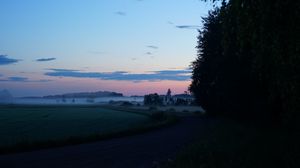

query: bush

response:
[175,98,188,106]
[144,93,163,106]
[148,106,158,111]
[121,101,133,106]
[193,111,203,115]
[167,108,176,113]
[150,111,166,121]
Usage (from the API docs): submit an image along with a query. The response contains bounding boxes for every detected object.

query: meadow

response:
[0,105,155,151]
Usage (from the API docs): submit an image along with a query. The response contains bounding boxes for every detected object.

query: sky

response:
[0,0,214,97]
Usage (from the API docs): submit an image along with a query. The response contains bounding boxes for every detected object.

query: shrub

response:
[150,111,166,121]
[167,108,176,113]
[148,106,158,111]
[144,93,163,106]
[121,101,133,106]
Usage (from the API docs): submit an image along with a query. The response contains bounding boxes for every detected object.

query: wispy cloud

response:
[175,25,201,29]
[0,76,52,82]
[7,77,28,82]
[115,11,126,16]
[36,57,56,62]
[145,52,152,55]
[147,45,159,49]
[45,69,191,81]
[48,68,79,72]
[0,55,20,65]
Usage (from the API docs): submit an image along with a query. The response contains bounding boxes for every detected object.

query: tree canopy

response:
[190,0,300,128]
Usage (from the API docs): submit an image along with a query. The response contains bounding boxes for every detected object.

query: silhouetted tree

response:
[191,0,300,128]
[175,98,188,106]
[144,93,163,106]
[190,6,225,116]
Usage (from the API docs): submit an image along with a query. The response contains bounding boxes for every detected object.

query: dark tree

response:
[191,0,300,128]
[175,98,188,106]
[144,93,163,106]
[190,6,225,116]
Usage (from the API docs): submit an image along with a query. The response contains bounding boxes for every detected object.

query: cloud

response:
[145,52,152,55]
[47,68,79,72]
[168,67,190,70]
[0,55,20,65]
[45,69,191,81]
[36,57,56,62]
[115,11,126,16]
[37,79,52,82]
[147,45,159,49]
[8,77,28,82]
[0,77,29,82]
[0,76,52,82]
[175,25,201,29]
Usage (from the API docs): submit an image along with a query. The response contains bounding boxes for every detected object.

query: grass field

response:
[0,105,154,149]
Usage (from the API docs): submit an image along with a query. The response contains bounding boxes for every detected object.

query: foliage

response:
[148,106,158,111]
[121,101,134,106]
[150,111,166,121]
[144,93,163,106]
[166,108,176,113]
[190,0,300,127]
[175,98,189,106]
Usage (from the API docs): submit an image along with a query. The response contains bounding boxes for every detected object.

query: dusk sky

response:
[0,0,214,97]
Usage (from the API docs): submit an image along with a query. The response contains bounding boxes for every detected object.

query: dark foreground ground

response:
[171,118,300,168]
[0,116,207,168]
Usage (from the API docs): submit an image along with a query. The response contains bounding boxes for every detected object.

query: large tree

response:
[190,0,300,127]
[190,7,224,116]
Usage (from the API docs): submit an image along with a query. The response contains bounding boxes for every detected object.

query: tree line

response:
[190,0,300,128]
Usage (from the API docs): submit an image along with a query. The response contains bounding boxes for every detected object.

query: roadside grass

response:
[0,105,177,155]
[169,117,300,168]
[129,105,205,114]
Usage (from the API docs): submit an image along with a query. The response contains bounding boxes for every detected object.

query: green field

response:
[0,105,153,148]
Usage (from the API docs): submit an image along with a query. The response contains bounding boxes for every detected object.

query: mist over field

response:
[0,89,143,105]
[11,97,144,105]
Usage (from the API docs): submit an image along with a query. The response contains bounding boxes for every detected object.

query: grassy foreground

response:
[169,117,300,168]
[0,105,177,154]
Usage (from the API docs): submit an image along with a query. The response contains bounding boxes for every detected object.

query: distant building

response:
[162,89,194,106]
[144,89,195,106]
